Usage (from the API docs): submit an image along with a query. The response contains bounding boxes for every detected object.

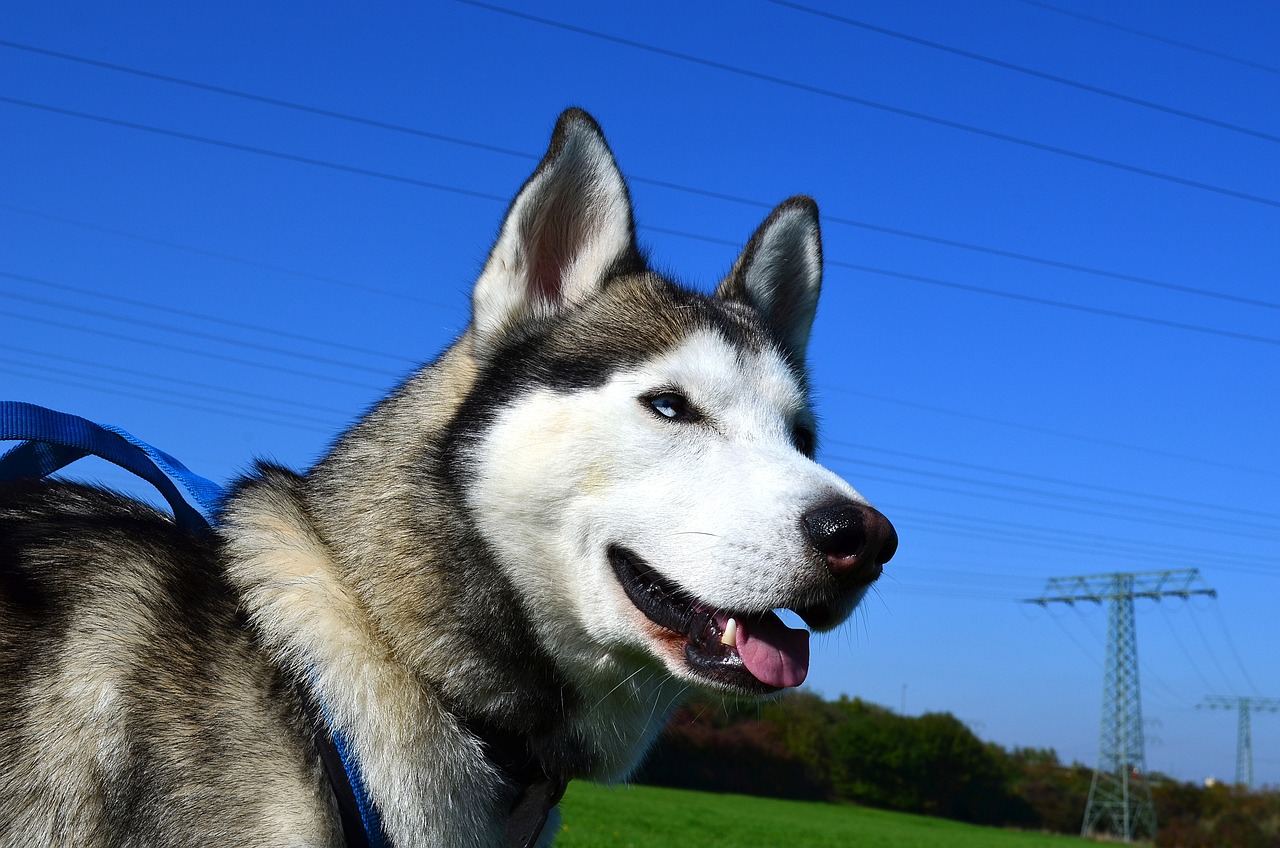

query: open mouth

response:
[607,545,814,694]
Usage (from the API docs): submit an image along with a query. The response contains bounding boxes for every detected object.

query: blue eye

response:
[645,392,696,422]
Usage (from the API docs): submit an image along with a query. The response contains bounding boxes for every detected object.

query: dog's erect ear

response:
[716,197,823,364]
[471,108,639,352]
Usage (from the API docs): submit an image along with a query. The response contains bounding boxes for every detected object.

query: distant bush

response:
[636,692,1029,826]
[823,697,1031,824]
[632,700,826,800]
[1153,779,1280,848]
[1002,746,1091,834]
[632,690,1280,844]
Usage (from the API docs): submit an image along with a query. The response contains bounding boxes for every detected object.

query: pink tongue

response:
[736,612,810,689]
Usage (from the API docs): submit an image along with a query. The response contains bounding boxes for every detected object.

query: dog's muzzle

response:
[607,502,896,695]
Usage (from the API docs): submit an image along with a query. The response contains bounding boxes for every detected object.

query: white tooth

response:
[720,617,738,647]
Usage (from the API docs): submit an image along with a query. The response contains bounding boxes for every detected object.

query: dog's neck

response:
[222,464,510,845]
[297,677,567,848]
[221,464,677,846]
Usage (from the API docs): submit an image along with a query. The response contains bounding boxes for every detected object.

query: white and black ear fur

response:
[716,196,823,364]
[471,108,639,352]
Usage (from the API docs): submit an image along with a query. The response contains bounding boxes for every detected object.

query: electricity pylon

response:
[1199,696,1280,788]
[1026,569,1216,842]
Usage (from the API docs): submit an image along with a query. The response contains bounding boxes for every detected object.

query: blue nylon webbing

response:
[324,704,390,848]
[0,401,387,847]
[0,401,223,530]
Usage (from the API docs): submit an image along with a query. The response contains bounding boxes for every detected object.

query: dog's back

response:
[0,479,336,846]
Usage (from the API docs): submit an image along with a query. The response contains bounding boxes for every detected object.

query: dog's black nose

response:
[802,501,897,582]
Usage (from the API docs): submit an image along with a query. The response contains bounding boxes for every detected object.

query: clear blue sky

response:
[3,0,1278,788]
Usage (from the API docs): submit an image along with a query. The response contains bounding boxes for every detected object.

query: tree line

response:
[632,691,1280,847]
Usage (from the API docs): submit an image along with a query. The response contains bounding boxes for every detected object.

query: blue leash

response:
[0,401,387,848]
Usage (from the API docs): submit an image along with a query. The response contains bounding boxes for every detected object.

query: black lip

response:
[607,544,700,635]
[606,545,780,694]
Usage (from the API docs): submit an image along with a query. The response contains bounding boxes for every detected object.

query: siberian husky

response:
[0,109,897,847]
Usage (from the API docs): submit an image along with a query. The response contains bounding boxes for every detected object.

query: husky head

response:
[456,109,896,698]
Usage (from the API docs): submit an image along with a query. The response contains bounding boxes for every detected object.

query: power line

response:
[1016,0,1280,76]
[0,340,352,418]
[454,0,1280,209]
[902,564,1036,587]
[658,221,1280,348]
[1170,606,1240,695]
[814,220,1280,314]
[874,583,1013,602]
[673,217,1280,344]
[0,307,387,391]
[835,466,1280,542]
[898,521,1262,574]
[0,203,464,310]
[900,518,1193,572]
[1156,604,1222,695]
[649,222,1280,350]
[819,386,1280,480]
[0,285,400,376]
[1047,604,1105,667]
[883,507,1279,573]
[826,438,1280,521]
[826,259,1280,349]
[1186,607,1246,695]
[7,91,1276,352]
[828,453,1280,537]
[3,42,1275,312]
[0,38,539,160]
[0,96,512,205]
[767,0,1280,144]
[1209,603,1264,697]
[1,270,418,365]
[882,503,1280,575]
[2,357,339,430]
[646,222,1280,316]
[2,362,334,434]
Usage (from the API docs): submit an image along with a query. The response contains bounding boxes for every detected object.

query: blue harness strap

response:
[0,400,223,531]
[0,401,387,848]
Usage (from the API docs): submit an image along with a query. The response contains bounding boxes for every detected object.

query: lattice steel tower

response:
[1027,569,1216,842]
[1199,696,1280,788]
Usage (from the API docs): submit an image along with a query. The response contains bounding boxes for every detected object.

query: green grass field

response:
[556,783,1097,848]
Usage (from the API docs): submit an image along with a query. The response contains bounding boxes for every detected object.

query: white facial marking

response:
[464,328,869,686]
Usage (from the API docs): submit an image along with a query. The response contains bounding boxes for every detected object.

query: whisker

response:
[652,685,689,729]
[588,664,648,714]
